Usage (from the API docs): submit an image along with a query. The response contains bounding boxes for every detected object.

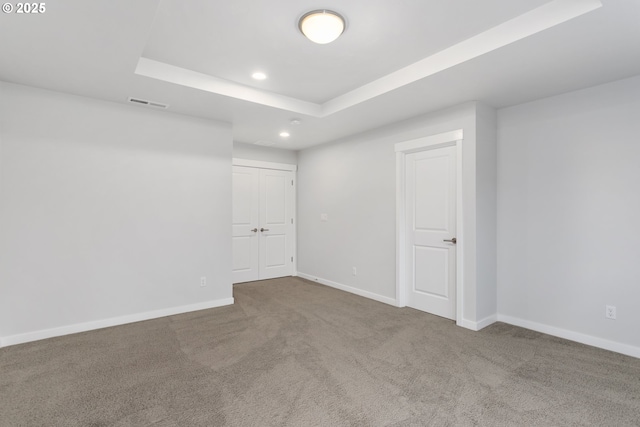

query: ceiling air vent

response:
[254,140,276,147]
[127,97,169,109]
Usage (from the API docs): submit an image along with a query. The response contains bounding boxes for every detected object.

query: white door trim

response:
[395,130,464,326]
[232,158,297,276]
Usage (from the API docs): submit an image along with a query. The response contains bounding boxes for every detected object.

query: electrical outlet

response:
[606,305,616,320]
[352,267,357,276]
[200,276,206,287]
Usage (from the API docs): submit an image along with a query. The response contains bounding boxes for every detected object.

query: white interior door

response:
[232,166,260,283]
[232,166,294,283]
[405,145,457,319]
[259,169,293,280]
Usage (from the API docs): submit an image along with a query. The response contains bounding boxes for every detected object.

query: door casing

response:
[395,130,464,326]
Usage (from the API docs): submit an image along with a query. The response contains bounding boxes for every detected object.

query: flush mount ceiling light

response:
[252,72,267,80]
[298,10,346,44]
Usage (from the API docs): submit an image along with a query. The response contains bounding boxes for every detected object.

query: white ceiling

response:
[143,0,549,103]
[1,0,639,150]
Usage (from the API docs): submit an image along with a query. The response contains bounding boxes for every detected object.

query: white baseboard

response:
[497,314,640,359]
[458,314,498,331]
[0,297,235,348]
[297,272,398,307]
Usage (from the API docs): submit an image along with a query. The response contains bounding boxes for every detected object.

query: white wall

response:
[0,82,233,345]
[297,102,497,327]
[233,142,297,165]
[476,104,498,321]
[497,75,640,355]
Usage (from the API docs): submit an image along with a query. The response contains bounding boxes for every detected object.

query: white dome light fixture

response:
[298,10,346,44]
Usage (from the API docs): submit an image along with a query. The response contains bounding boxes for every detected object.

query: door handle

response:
[250,228,258,233]
[443,237,457,244]
[260,228,269,232]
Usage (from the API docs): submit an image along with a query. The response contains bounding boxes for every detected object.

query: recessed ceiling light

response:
[299,10,346,44]
[290,119,302,125]
[280,131,290,138]
[252,72,267,80]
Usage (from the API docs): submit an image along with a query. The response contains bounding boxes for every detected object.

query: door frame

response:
[395,130,464,326]
[232,158,297,276]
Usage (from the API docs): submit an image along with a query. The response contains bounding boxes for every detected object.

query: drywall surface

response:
[233,142,297,165]
[497,75,640,350]
[0,82,233,341]
[476,103,498,322]
[297,103,486,325]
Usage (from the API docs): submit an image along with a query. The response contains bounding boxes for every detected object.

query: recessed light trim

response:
[252,72,267,80]
[298,10,346,44]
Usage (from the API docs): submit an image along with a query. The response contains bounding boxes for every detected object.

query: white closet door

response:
[259,169,293,280]
[405,146,457,319]
[232,166,294,283]
[232,166,260,283]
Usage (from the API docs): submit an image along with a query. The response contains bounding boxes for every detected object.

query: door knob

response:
[260,228,269,232]
[443,237,457,244]
[250,228,258,233]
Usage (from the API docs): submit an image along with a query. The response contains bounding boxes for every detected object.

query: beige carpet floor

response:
[1,277,639,426]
